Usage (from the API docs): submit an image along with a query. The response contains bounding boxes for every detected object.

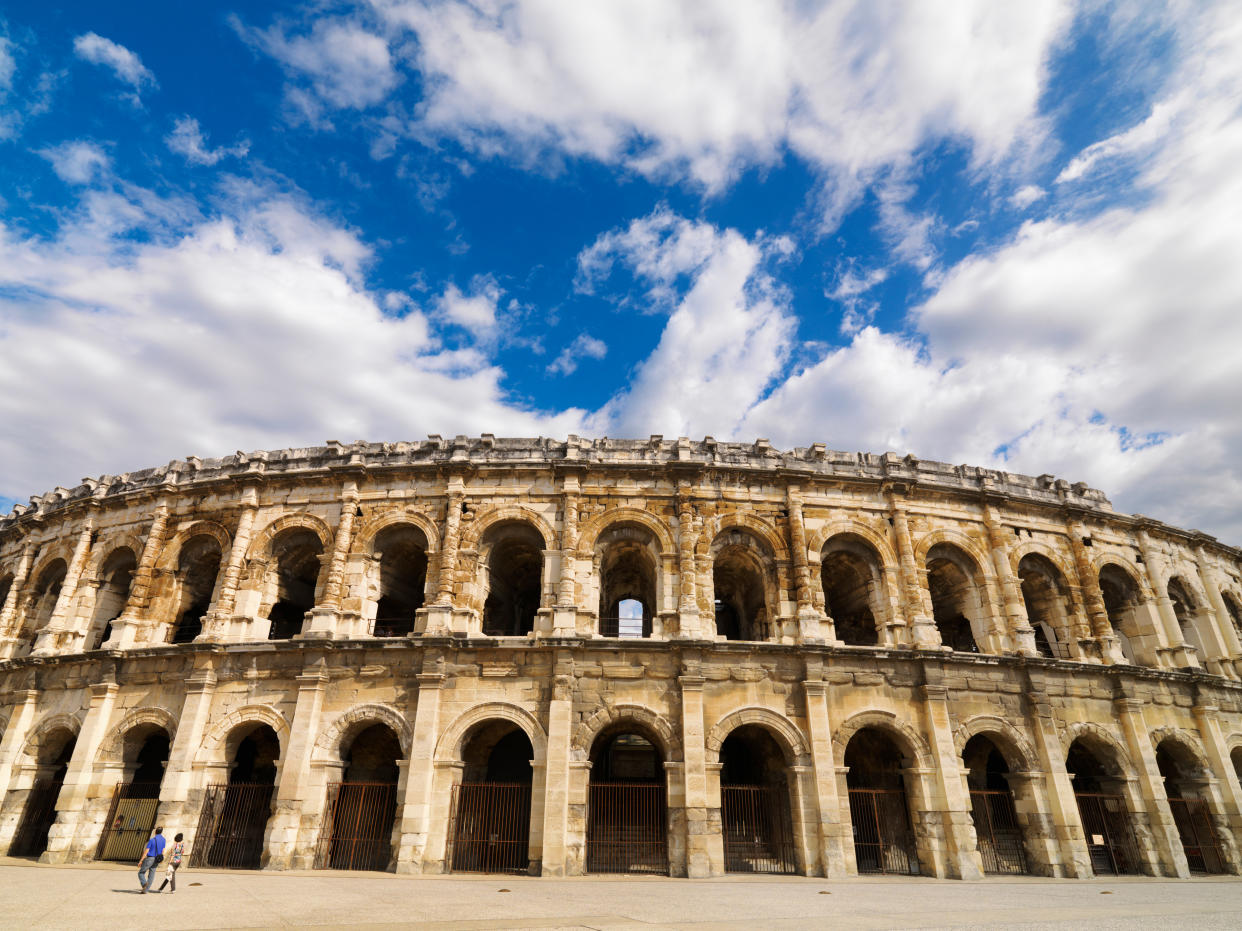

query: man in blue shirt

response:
[137,826,166,893]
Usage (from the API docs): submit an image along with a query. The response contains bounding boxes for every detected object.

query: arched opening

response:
[1223,592,1242,643]
[372,525,428,637]
[1018,554,1071,659]
[96,726,171,861]
[597,525,658,638]
[719,725,796,873]
[318,723,402,872]
[1066,738,1141,875]
[926,544,983,653]
[963,734,1028,874]
[8,727,76,858]
[844,728,919,874]
[587,725,668,874]
[449,721,534,874]
[193,723,280,869]
[87,548,137,650]
[1156,740,1226,874]
[0,574,12,616]
[21,560,67,652]
[170,535,222,644]
[712,537,770,642]
[266,529,323,640]
[481,523,544,637]
[821,535,884,646]
[1167,578,1206,662]
[1098,565,1142,664]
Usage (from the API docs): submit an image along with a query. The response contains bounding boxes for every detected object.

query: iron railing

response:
[1075,792,1142,875]
[969,789,1028,874]
[314,782,397,871]
[586,782,668,874]
[597,617,651,639]
[1168,797,1226,874]
[447,782,532,874]
[190,783,274,870]
[721,784,797,874]
[8,779,63,858]
[848,787,920,875]
[372,618,414,638]
[95,782,162,861]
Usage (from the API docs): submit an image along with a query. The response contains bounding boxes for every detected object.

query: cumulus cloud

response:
[548,333,607,376]
[0,178,582,502]
[166,117,251,166]
[73,33,156,96]
[38,141,110,184]
[435,278,502,340]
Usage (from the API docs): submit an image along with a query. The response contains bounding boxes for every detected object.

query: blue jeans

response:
[138,856,158,890]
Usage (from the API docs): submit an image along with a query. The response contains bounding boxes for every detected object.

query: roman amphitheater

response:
[3,436,1242,882]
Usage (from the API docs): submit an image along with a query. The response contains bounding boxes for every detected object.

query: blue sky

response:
[2,1,1242,543]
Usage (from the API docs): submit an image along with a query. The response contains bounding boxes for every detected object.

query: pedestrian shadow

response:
[112,889,151,895]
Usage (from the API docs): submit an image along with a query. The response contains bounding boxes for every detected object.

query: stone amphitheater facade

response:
[2,435,1242,881]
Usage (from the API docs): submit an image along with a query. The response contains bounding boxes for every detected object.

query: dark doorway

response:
[191,724,279,869]
[96,727,169,861]
[373,525,427,637]
[963,735,1028,874]
[845,728,919,874]
[171,535,222,644]
[719,726,796,873]
[1067,739,1141,875]
[587,729,668,874]
[482,524,543,636]
[266,530,322,640]
[316,723,402,871]
[9,728,76,858]
[449,723,534,874]
[1156,742,1226,874]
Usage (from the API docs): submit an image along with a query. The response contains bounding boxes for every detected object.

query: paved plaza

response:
[2,859,1242,930]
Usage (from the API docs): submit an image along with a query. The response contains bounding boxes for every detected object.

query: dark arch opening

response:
[844,728,918,874]
[598,528,657,638]
[1156,741,1226,873]
[713,538,770,642]
[482,524,544,636]
[926,545,980,653]
[451,722,534,874]
[1098,565,1141,664]
[266,529,323,640]
[200,723,281,870]
[9,728,76,858]
[171,535,222,644]
[719,725,796,874]
[373,525,428,637]
[963,734,1029,874]
[821,538,881,646]
[1167,578,1204,661]
[96,726,171,862]
[89,548,137,650]
[321,723,403,872]
[587,725,668,874]
[1066,738,1141,875]
[1018,554,1069,659]
[22,560,68,653]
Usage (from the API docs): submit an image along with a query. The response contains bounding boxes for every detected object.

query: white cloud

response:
[435,278,502,339]
[166,117,251,166]
[73,33,156,94]
[1010,184,1046,208]
[38,141,110,184]
[548,333,607,376]
[0,181,582,502]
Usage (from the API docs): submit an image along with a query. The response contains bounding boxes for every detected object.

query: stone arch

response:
[953,715,1039,774]
[247,512,335,561]
[1092,555,1151,597]
[27,551,72,592]
[353,510,440,554]
[832,709,934,771]
[314,703,412,762]
[705,707,811,767]
[914,528,992,573]
[1063,722,1135,777]
[95,707,178,764]
[1150,726,1212,775]
[706,514,788,562]
[200,704,291,764]
[1009,540,1075,581]
[156,520,232,573]
[577,507,675,557]
[22,712,83,761]
[84,535,143,577]
[573,702,681,763]
[461,505,556,552]
[808,521,898,571]
[434,701,548,764]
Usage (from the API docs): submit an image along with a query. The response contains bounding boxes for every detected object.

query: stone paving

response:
[3,859,1242,930]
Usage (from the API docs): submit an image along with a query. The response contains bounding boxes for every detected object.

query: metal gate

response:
[1168,797,1226,874]
[314,782,397,871]
[8,779,63,857]
[95,783,162,861]
[190,783,274,869]
[1075,792,1142,875]
[969,789,1028,874]
[722,785,797,874]
[586,782,668,874]
[848,788,919,875]
[447,782,532,874]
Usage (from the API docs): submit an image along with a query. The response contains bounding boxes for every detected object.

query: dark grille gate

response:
[586,782,668,874]
[95,783,161,861]
[314,782,397,871]
[190,783,274,869]
[722,785,796,874]
[1168,797,1226,874]
[969,789,1028,874]
[8,779,62,857]
[447,782,531,874]
[1075,792,1141,875]
[848,787,919,875]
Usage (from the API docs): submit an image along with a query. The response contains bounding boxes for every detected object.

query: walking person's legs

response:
[137,855,156,892]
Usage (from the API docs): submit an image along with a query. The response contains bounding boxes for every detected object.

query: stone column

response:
[983,505,1037,655]
[1114,694,1188,877]
[396,668,444,872]
[266,663,328,869]
[887,494,938,647]
[549,476,581,636]
[1135,529,1195,668]
[1022,679,1091,877]
[802,660,848,876]
[107,500,171,648]
[202,487,259,641]
[1065,518,1120,663]
[0,689,40,852]
[303,482,361,639]
[0,543,36,659]
[158,666,217,844]
[1193,703,1242,851]
[43,678,119,863]
[786,485,824,642]
[1192,546,1240,677]
[33,519,94,656]
[919,681,984,879]
[679,668,716,876]
[676,487,702,639]
[424,481,464,635]
[540,651,575,874]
